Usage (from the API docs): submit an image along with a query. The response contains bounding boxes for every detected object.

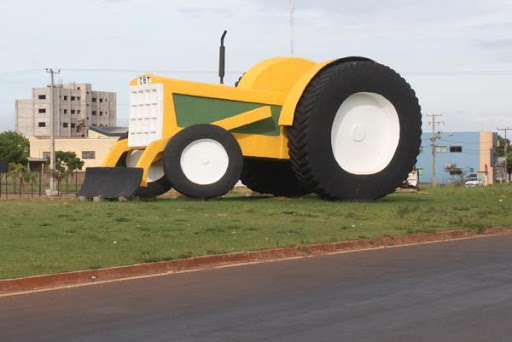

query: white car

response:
[465,179,484,187]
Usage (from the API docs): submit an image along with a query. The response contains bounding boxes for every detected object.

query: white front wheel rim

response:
[126,150,165,183]
[180,139,229,185]
[331,92,400,175]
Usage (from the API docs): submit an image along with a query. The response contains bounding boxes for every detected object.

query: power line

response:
[0,69,40,76]
[58,68,241,74]
[4,67,512,77]
[403,70,512,76]
[55,68,512,76]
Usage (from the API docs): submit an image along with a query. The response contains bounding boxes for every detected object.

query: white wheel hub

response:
[180,139,229,185]
[331,92,400,175]
[126,150,165,183]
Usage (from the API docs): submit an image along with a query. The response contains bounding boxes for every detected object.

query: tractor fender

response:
[102,138,130,167]
[237,57,316,94]
[278,56,373,127]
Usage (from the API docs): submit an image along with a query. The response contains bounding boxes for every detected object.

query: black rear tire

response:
[287,61,422,200]
[240,158,310,197]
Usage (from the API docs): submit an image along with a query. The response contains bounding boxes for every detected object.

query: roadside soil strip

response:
[1,227,511,297]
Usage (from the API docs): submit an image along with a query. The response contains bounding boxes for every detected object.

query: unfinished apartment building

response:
[16,83,116,137]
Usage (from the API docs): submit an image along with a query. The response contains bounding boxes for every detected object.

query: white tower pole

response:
[290,0,295,56]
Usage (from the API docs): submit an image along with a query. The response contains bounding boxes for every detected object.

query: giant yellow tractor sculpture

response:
[79,34,422,201]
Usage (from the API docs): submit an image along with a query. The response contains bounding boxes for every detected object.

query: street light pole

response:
[46,68,60,194]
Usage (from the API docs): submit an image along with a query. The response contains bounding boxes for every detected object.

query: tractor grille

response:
[128,84,164,148]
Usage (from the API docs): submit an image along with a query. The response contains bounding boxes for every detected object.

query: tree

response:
[496,136,511,157]
[496,136,512,176]
[54,151,84,193]
[0,131,29,165]
[23,171,38,197]
[8,162,24,194]
[445,163,463,184]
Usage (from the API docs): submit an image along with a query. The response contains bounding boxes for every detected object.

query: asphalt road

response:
[2,234,512,342]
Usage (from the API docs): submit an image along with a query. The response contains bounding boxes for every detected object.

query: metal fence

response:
[0,171,85,199]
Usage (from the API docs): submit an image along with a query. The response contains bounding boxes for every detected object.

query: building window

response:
[82,151,96,159]
[100,111,103,116]
[38,108,46,113]
[77,110,81,114]
[92,111,97,116]
[63,123,68,128]
[42,152,50,160]
[417,168,424,175]
[38,122,46,127]
[450,146,462,153]
[92,98,97,103]
[100,98,103,103]
[63,96,68,100]
[71,123,76,128]
[71,110,76,114]
[38,94,46,100]
[63,109,67,114]
[435,146,449,153]
[71,96,76,101]
[77,96,81,101]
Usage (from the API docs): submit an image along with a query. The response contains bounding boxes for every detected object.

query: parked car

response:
[465,176,484,187]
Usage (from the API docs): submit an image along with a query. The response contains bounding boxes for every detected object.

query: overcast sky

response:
[1,0,512,134]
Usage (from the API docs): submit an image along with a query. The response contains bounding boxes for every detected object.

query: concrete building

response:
[29,127,127,169]
[16,83,116,138]
[415,131,497,185]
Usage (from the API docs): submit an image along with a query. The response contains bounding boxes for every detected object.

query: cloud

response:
[1,0,512,132]
[177,6,233,17]
[476,39,512,50]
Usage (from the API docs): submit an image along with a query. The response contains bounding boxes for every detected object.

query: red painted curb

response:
[1,227,511,295]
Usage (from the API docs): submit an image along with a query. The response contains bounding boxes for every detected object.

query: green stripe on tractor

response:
[173,94,281,136]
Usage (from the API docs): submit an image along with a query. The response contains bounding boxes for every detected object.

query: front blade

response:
[78,167,143,199]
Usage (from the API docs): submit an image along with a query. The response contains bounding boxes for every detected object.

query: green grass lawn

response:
[1,185,512,280]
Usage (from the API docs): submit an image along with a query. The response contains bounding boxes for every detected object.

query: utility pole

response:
[427,114,445,187]
[289,0,295,56]
[46,68,60,195]
[497,126,511,183]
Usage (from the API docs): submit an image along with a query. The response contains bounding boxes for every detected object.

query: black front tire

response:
[163,125,243,199]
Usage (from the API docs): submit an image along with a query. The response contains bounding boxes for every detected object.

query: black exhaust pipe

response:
[219,30,227,84]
